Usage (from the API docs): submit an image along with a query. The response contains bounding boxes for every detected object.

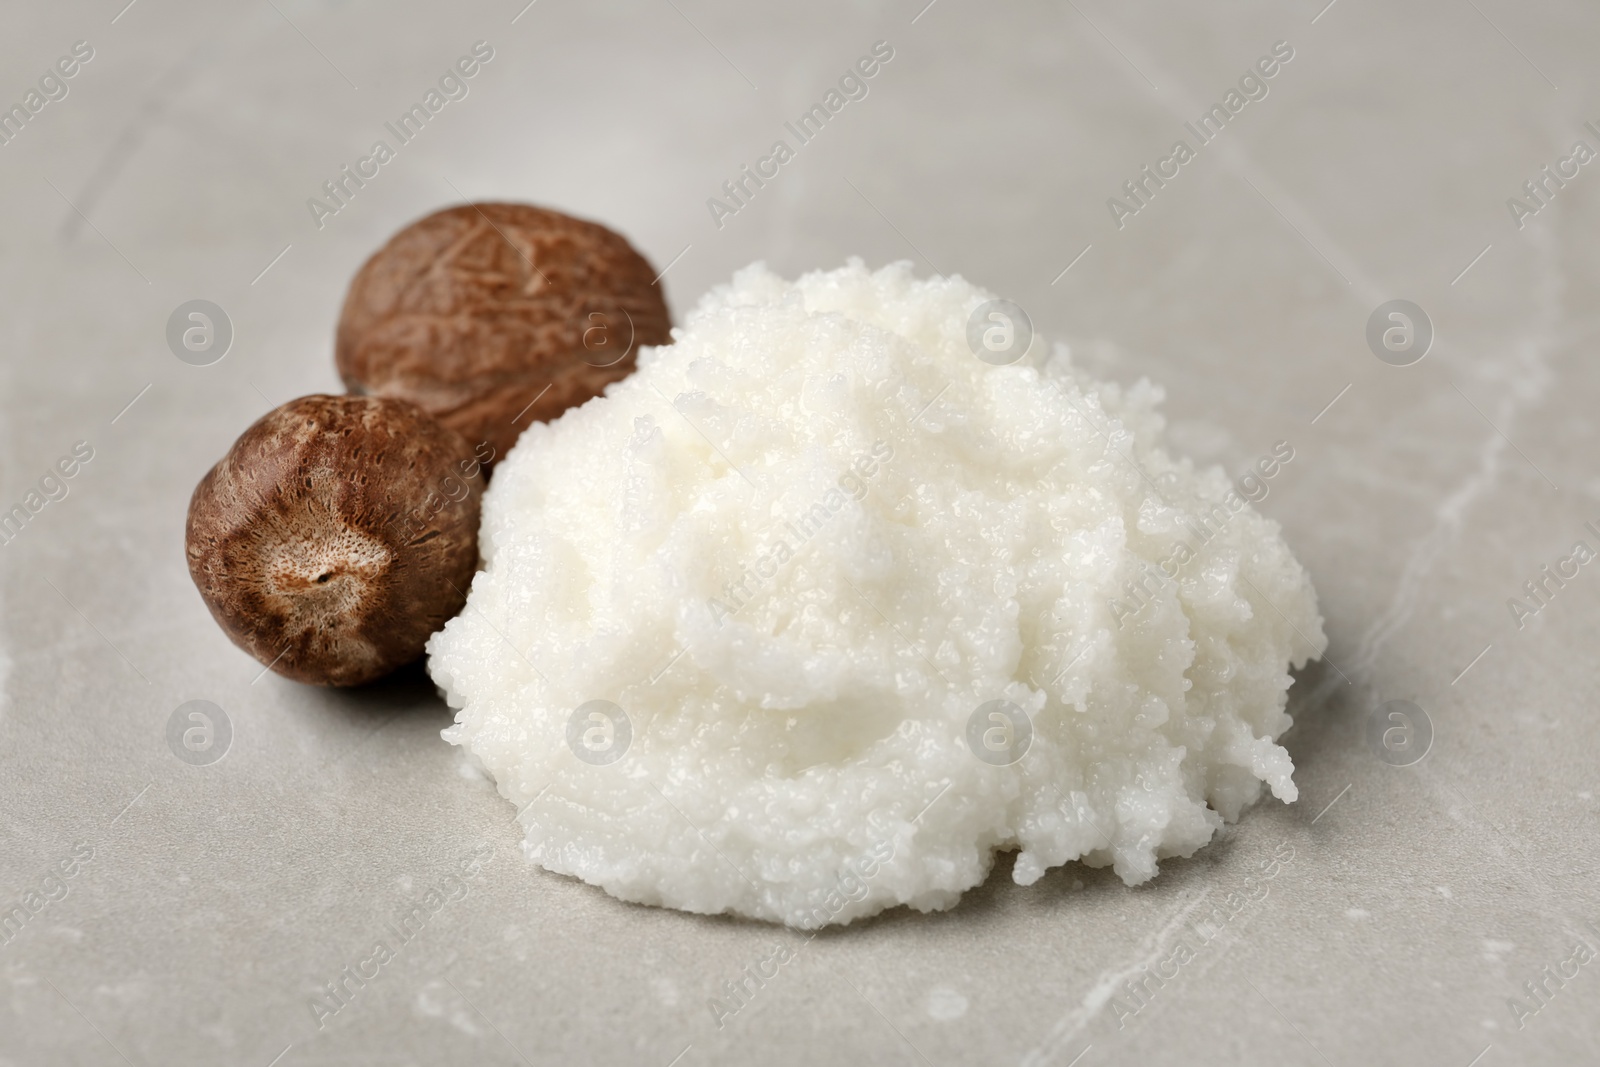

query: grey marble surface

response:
[1,0,1598,1064]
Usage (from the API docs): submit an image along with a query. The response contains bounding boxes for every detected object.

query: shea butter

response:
[428,260,1326,927]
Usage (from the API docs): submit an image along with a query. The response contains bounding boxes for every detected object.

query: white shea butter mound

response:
[428,259,1326,928]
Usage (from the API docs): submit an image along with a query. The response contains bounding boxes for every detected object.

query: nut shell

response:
[185,395,483,687]
[335,202,672,460]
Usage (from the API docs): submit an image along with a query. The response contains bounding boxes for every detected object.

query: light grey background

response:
[2,0,1597,1064]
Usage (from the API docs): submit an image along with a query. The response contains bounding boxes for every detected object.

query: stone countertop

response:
[1,0,1597,1064]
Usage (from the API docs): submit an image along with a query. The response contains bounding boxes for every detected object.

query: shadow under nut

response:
[185,394,483,687]
[335,202,673,460]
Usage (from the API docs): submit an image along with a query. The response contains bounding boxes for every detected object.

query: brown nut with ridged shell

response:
[335,202,672,461]
[185,394,484,687]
